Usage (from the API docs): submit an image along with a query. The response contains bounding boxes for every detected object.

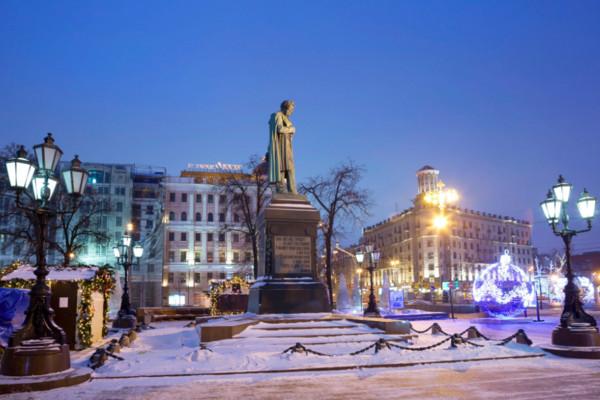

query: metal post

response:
[364,252,380,316]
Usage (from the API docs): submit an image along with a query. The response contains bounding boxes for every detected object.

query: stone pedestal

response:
[541,323,600,359]
[247,193,330,314]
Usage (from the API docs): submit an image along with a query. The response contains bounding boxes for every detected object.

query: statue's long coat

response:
[268,111,296,193]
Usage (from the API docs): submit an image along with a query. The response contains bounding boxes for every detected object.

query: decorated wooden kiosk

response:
[0,263,115,349]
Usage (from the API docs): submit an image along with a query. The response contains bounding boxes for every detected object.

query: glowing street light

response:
[113,225,144,329]
[1,134,90,379]
[540,175,599,353]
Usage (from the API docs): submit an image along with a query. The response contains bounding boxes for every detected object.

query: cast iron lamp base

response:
[112,312,137,329]
[0,339,70,376]
[541,324,600,359]
[0,338,92,394]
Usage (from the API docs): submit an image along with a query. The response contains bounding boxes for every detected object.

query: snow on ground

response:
[68,317,543,378]
[4,312,600,399]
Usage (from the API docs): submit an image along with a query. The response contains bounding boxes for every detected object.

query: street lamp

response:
[540,175,599,350]
[113,229,144,329]
[362,245,381,317]
[1,134,89,379]
[425,180,459,316]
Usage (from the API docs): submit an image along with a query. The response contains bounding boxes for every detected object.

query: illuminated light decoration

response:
[209,276,250,316]
[548,275,595,305]
[472,250,535,318]
[0,263,115,346]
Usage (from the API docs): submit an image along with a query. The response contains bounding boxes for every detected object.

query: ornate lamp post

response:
[540,175,599,352]
[361,245,381,317]
[1,134,89,379]
[112,226,144,329]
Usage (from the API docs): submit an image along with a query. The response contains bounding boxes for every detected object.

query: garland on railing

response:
[0,262,115,347]
[209,276,250,316]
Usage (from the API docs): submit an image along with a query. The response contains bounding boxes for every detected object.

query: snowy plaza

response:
[2,309,600,399]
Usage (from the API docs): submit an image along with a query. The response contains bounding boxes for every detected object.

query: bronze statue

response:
[268,100,297,193]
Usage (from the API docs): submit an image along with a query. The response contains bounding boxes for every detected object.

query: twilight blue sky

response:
[1,1,599,253]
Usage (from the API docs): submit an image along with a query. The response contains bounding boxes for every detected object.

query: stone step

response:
[254,324,360,331]
[237,331,384,339]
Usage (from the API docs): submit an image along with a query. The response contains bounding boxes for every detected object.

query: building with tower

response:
[358,165,534,297]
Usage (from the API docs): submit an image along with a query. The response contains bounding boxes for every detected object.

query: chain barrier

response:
[280,326,531,358]
[410,322,450,335]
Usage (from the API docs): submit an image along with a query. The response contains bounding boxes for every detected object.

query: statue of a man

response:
[268,100,297,193]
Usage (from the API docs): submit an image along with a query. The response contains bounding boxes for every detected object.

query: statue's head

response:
[280,99,295,116]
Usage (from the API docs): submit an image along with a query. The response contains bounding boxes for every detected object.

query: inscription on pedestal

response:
[273,235,312,275]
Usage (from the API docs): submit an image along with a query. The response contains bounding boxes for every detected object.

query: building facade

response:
[129,165,166,307]
[358,166,534,295]
[162,164,255,307]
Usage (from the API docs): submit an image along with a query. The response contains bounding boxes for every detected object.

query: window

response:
[207,194,214,204]
[196,194,202,203]
[219,272,226,279]
[116,202,123,212]
[181,232,187,241]
[218,233,225,242]
[148,264,155,273]
[194,273,201,284]
[207,233,213,241]
[219,252,226,263]
[169,211,175,221]
[181,212,187,221]
[168,272,174,283]
[195,233,201,241]
[219,195,226,204]
[195,251,201,263]
[207,252,214,263]
[245,252,252,262]
[146,205,154,215]
[207,272,213,280]
[168,232,175,241]
[180,251,187,262]
[208,213,214,222]
[116,216,122,227]
[233,233,239,243]
[181,193,188,202]
[168,251,175,262]
[234,213,240,223]
[168,294,185,306]
[145,219,153,229]
[169,193,176,202]
[233,251,240,262]
[195,212,202,222]
[219,213,225,222]
[245,234,251,243]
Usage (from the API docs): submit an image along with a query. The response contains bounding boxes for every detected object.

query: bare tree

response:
[300,160,371,305]
[47,189,112,266]
[221,156,271,278]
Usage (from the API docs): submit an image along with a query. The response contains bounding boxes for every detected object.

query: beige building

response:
[360,166,533,293]
[161,163,256,307]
